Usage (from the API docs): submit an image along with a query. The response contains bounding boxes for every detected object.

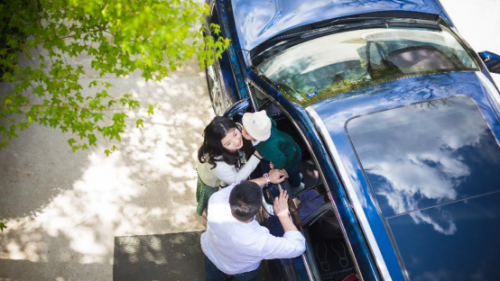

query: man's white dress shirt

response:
[200,182,306,275]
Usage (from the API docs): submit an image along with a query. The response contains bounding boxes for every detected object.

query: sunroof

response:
[346,95,500,218]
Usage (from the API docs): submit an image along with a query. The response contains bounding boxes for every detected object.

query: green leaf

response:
[18,122,29,131]
[224,38,231,49]
[0,140,9,150]
[0,222,6,231]
[128,100,140,109]
[148,104,154,116]
[135,118,144,128]
[93,113,104,122]
[88,134,97,146]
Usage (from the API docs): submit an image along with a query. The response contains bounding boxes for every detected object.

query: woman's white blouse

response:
[212,154,260,186]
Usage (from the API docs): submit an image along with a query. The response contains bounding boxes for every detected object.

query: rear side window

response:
[346,95,500,218]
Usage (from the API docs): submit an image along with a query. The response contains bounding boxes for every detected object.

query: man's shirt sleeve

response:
[260,230,306,260]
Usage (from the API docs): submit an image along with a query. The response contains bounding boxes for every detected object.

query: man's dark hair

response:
[229,181,262,221]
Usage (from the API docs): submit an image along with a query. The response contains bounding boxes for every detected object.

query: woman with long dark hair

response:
[196,116,286,216]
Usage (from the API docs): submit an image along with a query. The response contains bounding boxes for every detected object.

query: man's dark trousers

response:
[204,255,260,281]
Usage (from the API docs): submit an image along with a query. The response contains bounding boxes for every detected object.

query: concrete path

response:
[1,1,499,280]
[0,58,213,280]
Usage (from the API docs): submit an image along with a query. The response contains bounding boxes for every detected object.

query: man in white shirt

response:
[200,170,306,281]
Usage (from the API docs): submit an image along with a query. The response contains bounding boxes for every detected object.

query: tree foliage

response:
[0,0,228,228]
[0,0,228,152]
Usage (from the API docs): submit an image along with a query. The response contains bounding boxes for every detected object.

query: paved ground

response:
[1,1,499,281]
[0,56,213,280]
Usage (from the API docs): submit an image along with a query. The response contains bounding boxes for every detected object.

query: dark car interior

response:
[304,209,357,281]
[366,39,467,80]
[251,90,322,200]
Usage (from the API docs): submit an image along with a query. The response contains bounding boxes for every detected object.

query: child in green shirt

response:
[241,110,304,191]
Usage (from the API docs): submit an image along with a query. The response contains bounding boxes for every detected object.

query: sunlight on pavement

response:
[0,67,213,274]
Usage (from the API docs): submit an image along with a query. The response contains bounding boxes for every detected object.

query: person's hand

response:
[273,189,290,218]
[254,150,262,159]
[269,162,274,169]
[269,169,288,184]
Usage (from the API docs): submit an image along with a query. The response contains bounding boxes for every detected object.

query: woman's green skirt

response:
[196,176,219,216]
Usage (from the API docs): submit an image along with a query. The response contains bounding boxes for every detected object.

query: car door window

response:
[249,83,270,110]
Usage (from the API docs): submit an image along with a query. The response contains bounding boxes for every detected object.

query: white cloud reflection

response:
[349,97,488,235]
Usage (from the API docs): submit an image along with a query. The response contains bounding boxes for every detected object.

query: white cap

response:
[242,110,271,141]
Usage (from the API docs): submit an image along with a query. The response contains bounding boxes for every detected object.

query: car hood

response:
[232,0,444,52]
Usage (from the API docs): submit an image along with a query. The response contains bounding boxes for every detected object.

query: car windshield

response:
[256,24,479,107]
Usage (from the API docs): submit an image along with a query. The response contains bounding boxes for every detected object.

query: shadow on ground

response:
[114,232,205,281]
[113,231,273,281]
[0,59,214,280]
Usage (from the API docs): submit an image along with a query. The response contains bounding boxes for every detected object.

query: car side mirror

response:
[479,51,500,74]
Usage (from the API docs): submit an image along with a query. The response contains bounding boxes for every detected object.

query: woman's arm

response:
[212,154,261,185]
[250,169,288,187]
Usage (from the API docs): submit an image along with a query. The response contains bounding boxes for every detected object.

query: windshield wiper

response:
[262,17,389,45]
[301,20,386,39]
[313,16,390,28]
[250,18,389,65]
[267,18,388,45]
[386,18,440,29]
[316,16,440,30]
[251,17,441,66]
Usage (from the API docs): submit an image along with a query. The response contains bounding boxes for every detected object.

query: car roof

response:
[308,71,500,279]
[231,0,445,52]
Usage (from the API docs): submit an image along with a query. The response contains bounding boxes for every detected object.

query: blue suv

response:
[203,0,500,280]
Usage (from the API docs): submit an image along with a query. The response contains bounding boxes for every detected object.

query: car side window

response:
[249,83,270,110]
